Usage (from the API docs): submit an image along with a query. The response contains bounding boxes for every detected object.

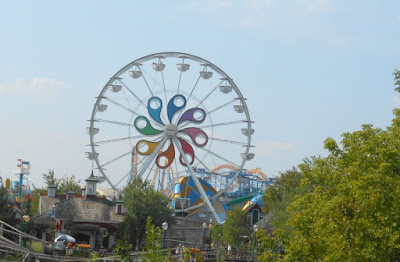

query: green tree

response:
[42,169,60,189]
[0,186,15,224]
[119,178,174,249]
[285,121,400,260]
[114,239,132,262]
[41,170,81,195]
[258,167,306,258]
[59,175,81,195]
[210,223,223,244]
[222,206,250,248]
[142,217,166,262]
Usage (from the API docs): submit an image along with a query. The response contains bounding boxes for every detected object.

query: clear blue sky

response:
[1,0,399,188]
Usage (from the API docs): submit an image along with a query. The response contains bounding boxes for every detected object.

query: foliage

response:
[29,188,46,216]
[285,118,400,261]
[142,217,166,262]
[394,69,400,93]
[59,175,81,195]
[258,167,305,256]
[119,178,174,248]
[89,251,100,262]
[42,169,59,188]
[41,170,81,195]
[114,239,132,262]
[256,229,285,261]
[0,186,15,225]
[221,206,250,247]
[255,70,400,261]
[210,223,223,244]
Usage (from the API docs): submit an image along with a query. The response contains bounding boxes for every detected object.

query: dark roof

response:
[39,195,60,215]
[54,198,124,223]
[31,213,54,226]
[85,171,100,182]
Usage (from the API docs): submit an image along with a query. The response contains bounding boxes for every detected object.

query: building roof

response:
[54,197,124,224]
[39,195,60,215]
[85,171,100,182]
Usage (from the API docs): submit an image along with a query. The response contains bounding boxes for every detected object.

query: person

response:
[227,244,232,256]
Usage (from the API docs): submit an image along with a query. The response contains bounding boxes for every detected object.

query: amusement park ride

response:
[86,52,274,223]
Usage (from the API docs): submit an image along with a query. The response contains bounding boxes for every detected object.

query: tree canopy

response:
[119,178,174,249]
[40,169,81,195]
[257,70,400,261]
[221,206,250,248]
[0,186,15,225]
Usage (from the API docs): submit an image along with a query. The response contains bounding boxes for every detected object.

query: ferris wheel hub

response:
[164,123,177,138]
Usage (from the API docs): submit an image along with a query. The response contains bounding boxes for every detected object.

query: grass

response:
[30,240,43,253]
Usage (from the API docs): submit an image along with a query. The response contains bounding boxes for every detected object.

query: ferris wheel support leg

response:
[136,137,168,179]
[173,137,222,224]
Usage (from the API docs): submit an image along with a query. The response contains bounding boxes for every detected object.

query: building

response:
[32,172,125,250]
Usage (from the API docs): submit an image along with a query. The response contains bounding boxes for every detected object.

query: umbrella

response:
[54,234,76,243]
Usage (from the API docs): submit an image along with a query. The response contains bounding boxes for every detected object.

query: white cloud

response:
[255,140,295,156]
[0,77,64,99]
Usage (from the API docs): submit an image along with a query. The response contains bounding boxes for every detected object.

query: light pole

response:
[253,224,258,258]
[208,219,213,248]
[202,222,207,250]
[162,222,168,250]
[22,215,30,248]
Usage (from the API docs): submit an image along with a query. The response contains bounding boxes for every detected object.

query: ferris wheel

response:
[86,52,255,223]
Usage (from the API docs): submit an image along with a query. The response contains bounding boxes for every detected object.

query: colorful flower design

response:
[134,94,208,169]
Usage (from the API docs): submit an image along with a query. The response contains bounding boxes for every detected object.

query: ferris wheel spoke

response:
[197,120,249,129]
[94,134,153,145]
[193,155,213,174]
[173,137,221,223]
[94,118,134,127]
[137,136,168,178]
[161,71,168,107]
[118,79,146,107]
[186,75,201,105]
[208,98,237,115]
[196,80,224,107]
[102,97,139,116]
[115,170,132,187]
[101,150,131,168]
[173,75,202,125]
[144,161,158,182]
[197,146,239,168]
[208,137,249,146]
[177,71,182,93]
[138,67,155,97]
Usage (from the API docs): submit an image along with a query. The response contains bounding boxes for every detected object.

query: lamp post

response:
[253,224,258,259]
[162,222,168,250]
[202,222,207,250]
[208,219,213,248]
[22,215,30,248]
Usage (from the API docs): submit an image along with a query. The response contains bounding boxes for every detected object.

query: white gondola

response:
[108,84,122,93]
[86,127,99,135]
[85,152,99,160]
[241,153,255,160]
[152,62,165,71]
[200,71,213,79]
[97,104,107,112]
[177,63,190,72]
[129,70,142,79]
[234,105,245,113]
[241,128,255,136]
[219,85,232,94]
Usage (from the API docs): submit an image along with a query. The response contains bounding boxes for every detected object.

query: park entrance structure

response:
[86,52,255,223]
